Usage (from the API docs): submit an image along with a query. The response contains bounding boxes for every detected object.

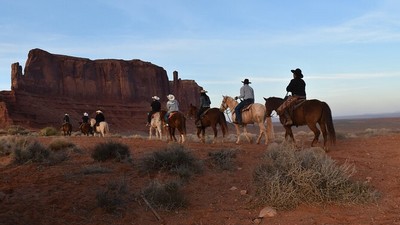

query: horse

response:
[263,96,336,150]
[187,103,197,119]
[166,111,186,143]
[149,111,164,140]
[196,108,228,144]
[220,95,274,145]
[90,118,110,137]
[61,122,72,136]
[79,122,93,136]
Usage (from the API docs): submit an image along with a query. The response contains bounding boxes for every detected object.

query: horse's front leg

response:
[211,125,218,144]
[242,125,253,144]
[234,124,241,144]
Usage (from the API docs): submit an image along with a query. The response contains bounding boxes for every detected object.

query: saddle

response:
[288,99,307,119]
[199,108,212,118]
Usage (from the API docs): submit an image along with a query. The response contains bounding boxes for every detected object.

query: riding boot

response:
[283,111,293,125]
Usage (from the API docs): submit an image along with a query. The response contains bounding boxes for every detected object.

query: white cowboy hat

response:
[83,112,88,116]
[200,89,207,93]
[96,110,102,113]
[65,113,69,116]
[167,94,175,101]
[152,96,160,100]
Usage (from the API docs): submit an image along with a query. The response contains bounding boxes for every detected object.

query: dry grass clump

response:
[13,139,50,164]
[141,180,187,211]
[7,125,30,135]
[39,127,59,136]
[96,178,129,213]
[253,143,379,210]
[208,149,237,171]
[138,143,203,180]
[91,141,132,162]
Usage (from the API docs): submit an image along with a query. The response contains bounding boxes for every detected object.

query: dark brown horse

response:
[61,122,72,136]
[79,122,93,136]
[263,97,336,150]
[166,111,187,143]
[187,103,197,119]
[196,108,228,143]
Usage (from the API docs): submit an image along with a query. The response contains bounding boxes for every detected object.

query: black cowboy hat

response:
[291,68,303,78]
[241,78,251,84]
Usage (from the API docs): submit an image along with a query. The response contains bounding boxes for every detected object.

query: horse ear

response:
[263,97,267,101]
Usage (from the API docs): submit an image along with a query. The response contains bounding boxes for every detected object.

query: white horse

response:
[220,95,274,145]
[90,118,110,137]
[149,112,163,140]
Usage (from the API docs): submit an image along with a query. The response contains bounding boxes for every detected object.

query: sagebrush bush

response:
[40,127,59,136]
[142,180,187,210]
[13,140,50,164]
[91,141,131,162]
[7,125,29,135]
[253,143,379,210]
[139,143,202,180]
[208,149,237,171]
[96,178,128,213]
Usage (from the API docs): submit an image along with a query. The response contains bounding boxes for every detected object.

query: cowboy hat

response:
[242,78,251,84]
[152,96,160,100]
[83,112,88,116]
[200,89,207,93]
[96,110,103,114]
[167,94,175,101]
[291,68,304,78]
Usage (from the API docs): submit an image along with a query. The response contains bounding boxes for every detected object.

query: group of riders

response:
[146,67,306,128]
[63,110,106,134]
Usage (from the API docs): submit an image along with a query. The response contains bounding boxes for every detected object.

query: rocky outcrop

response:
[1,49,202,133]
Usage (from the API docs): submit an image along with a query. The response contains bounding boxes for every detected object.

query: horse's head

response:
[90,118,96,127]
[263,97,284,116]
[220,95,237,112]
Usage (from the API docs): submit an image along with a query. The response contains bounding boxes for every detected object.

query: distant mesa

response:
[0,48,202,132]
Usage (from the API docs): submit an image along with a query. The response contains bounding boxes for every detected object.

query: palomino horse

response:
[196,108,228,144]
[220,96,274,145]
[149,111,164,140]
[263,97,336,150]
[166,111,186,143]
[79,122,93,136]
[90,118,110,137]
[61,122,72,136]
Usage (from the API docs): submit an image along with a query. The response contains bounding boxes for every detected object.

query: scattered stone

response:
[258,206,277,218]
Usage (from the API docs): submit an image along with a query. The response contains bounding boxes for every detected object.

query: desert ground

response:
[1,117,400,225]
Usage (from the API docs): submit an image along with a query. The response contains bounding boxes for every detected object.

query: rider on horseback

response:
[165,94,179,127]
[234,78,254,125]
[63,113,70,124]
[276,68,306,125]
[146,96,161,126]
[95,110,105,127]
[195,89,211,127]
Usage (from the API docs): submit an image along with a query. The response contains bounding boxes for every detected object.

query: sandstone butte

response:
[0,48,203,133]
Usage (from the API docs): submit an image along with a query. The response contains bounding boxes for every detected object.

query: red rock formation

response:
[0,48,202,133]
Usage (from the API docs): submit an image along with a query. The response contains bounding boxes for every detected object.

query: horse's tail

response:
[219,111,228,137]
[182,114,187,134]
[322,102,336,145]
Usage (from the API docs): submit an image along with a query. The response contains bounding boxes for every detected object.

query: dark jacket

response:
[199,93,211,108]
[95,113,105,123]
[63,115,70,123]
[151,100,161,112]
[286,78,306,97]
[82,115,89,123]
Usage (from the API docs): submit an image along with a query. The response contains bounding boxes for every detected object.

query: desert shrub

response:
[91,141,131,162]
[96,178,128,213]
[13,140,50,164]
[208,149,237,171]
[7,125,29,135]
[139,143,202,180]
[40,127,59,136]
[0,136,17,156]
[48,139,82,154]
[142,180,187,210]
[253,143,379,210]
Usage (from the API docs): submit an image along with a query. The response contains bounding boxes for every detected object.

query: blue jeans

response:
[234,98,254,124]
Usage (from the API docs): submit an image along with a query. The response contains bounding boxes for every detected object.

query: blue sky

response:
[1,0,400,117]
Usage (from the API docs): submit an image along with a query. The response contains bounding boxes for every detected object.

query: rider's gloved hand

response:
[234,96,239,100]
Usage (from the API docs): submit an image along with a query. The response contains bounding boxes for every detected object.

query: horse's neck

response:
[227,100,238,111]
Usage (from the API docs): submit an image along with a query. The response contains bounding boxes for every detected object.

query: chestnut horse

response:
[79,122,93,136]
[166,111,186,143]
[220,95,274,145]
[196,107,228,144]
[187,103,197,119]
[61,122,72,136]
[263,96,336,150]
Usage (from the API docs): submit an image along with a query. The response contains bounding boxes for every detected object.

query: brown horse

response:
[196,108,228,144]
[187,103,197,119]
[263,96,336,150]
[61,122,72,136]
[166,111,186,143]
[220,95,274,145]
[79,122,93,136]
